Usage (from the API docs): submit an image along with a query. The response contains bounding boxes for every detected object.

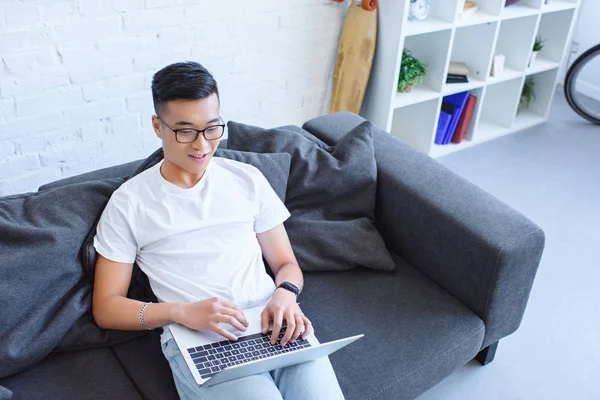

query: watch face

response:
[409,0,430,21]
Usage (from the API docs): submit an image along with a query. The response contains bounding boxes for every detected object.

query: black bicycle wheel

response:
[564,44,600,125]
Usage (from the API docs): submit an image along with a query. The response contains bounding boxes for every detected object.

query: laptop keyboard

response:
[186,326,311,379]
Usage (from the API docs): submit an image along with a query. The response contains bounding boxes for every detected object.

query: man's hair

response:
[151,61,219,116]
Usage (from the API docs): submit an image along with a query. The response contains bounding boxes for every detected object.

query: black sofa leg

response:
[475,341,498,366]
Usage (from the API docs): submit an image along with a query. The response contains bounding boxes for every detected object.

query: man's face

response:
[152,93,222,179]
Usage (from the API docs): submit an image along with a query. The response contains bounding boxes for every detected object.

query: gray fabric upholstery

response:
[214,148,291,201]
[38,160,142,191]
[0,177,143,377]
[303,112,545,348]
[227,120,395,272]
[111,331,179,400]
[0,348,142,400]
[300,253,484,400]
[37,141,228,192]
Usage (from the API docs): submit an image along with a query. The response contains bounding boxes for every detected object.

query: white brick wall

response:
[0,0,345,196]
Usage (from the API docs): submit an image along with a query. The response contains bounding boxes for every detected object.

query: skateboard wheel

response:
[361,0,377,11]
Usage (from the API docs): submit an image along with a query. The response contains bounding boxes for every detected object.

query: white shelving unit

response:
[360,0,581,158]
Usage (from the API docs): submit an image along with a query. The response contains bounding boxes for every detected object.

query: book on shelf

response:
[441,91,470,144]
[452,94,478,144]
[446,74,469,84]
[435,109,452,145]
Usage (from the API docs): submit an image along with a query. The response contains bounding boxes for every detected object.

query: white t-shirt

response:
[93,157,291,344]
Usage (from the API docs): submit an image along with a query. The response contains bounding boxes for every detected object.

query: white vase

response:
[529,51,539,68]
[491,54,505,77]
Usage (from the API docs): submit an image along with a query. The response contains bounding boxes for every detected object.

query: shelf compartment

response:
[390,98,440,155]
[502,0,541,19]
[405,0,458,36]
[494,15,539,72]
[512,109,546,131]
[401,29,453,94]
[517,68,559,120]
[431,87,485,157]
[478,77,524,135]
[542,0,577,13]
[535,8,575,63]
[444,21,498,92]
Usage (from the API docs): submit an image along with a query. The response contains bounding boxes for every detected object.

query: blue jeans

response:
[161,333,345,400]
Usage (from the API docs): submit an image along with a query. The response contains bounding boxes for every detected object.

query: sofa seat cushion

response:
[300,253,485,400]
[110,331,179,400]
[0,347,142,400]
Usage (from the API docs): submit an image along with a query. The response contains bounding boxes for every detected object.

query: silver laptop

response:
[169,305,363,387]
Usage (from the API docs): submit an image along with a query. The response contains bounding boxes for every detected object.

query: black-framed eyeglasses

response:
[157,116,225,143]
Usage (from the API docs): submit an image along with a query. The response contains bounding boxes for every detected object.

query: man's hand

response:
[261,288,312,347]
[176,297,249,341]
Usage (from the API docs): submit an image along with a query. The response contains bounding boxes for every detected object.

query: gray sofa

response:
[0,112,545,400]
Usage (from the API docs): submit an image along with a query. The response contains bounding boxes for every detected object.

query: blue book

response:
[442,92,471,144]
[435,109,452,145]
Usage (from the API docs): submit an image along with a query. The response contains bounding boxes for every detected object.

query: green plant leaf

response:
[398,50,427,91]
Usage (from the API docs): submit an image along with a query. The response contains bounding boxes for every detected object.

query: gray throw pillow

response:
[0,177,133,378]
[226,120,395,272]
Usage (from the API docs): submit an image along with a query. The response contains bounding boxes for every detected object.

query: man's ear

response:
[151,115,162,139]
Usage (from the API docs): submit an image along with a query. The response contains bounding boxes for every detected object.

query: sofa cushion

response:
[300,253,484,400]
[111,331,179,400]
[38,160,142,191]
[0,178,149,377]
[0,347,142,400]
[226,120,395,272]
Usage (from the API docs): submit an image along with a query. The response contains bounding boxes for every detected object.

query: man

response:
[91,61,344,399]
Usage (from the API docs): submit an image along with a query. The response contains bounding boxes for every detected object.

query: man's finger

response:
[290,314,304,343]
[281,312,296,347]
[301,316,312,340]
[212,324,237,342]
[270,309,284,345]
[217,314,247,332]
[221,307,249,328]
[261,309,271,335]
[219,298,243,313]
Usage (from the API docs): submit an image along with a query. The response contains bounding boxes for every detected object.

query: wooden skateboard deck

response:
[330,0,378,114]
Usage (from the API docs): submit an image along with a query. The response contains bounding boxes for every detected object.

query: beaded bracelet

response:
[139,302,153,331]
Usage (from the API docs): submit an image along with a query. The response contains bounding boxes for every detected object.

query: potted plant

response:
[520,77,536,111]
[529,35,545,67]
[398,50,427,93]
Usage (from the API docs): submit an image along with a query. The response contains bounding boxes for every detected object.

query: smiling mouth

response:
[189,153,208,159]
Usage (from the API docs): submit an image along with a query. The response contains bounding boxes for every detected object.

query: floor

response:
[416,92,600,400]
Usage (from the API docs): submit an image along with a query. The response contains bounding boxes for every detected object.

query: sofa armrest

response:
[303,112,546,348]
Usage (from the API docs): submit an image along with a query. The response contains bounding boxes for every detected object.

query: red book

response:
[452,94,477,144]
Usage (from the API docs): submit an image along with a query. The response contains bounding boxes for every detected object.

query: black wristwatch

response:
[276,281,301,298]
